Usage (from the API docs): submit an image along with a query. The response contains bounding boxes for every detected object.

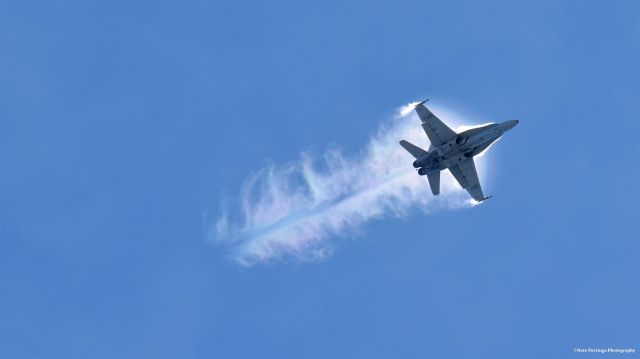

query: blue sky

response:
[1,1,639,358]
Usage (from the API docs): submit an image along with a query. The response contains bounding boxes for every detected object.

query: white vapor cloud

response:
[212,104,490,266]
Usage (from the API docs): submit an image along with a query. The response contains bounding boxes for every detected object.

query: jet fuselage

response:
[413,120,519,176]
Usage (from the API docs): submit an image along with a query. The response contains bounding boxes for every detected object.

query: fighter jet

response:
[399,100,518,202]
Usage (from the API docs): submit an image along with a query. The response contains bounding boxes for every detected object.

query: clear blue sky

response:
[1,1,638,358]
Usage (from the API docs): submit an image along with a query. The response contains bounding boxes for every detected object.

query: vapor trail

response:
[212,104,487,266]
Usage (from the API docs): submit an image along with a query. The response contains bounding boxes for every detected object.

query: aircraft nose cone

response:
[502,119,519,131]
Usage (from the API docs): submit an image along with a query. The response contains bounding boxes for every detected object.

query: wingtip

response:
[415,99,430,107]
[472,195,493,205]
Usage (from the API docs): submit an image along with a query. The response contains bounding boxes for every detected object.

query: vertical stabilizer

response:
[426,171,440,196]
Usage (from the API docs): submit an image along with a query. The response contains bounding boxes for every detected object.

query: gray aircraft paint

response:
[399,101,518,202]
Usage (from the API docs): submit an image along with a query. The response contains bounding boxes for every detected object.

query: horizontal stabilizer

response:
[399,140,427,158]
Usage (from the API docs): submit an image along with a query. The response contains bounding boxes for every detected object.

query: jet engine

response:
[456,136,468,145]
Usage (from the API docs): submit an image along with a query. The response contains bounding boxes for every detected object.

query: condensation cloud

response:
[212,104,489,266]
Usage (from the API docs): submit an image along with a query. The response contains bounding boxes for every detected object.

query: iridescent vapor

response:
[212,104,489,266]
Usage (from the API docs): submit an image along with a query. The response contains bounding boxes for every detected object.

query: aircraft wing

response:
[448,158,486,201]
[415,103,457,147]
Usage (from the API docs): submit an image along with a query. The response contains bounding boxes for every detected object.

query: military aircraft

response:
[399,100,518,202]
